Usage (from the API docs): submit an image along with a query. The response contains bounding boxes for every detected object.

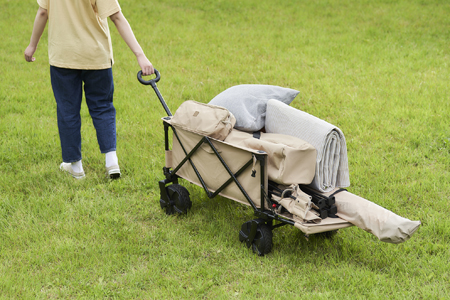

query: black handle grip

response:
[136,68,172,116]
[137,69,160,85]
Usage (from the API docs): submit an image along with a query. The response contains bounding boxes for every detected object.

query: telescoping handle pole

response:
[137,69,172,117]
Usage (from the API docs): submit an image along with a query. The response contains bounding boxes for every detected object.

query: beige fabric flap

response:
[224,130,316,185]
[324,189,421,244]
[170,100,236,141]
[294,217,352,235]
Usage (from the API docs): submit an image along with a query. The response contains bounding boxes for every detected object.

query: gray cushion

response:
[209,84,299,132]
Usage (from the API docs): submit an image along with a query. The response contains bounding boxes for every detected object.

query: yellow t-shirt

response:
[37,0,121,69]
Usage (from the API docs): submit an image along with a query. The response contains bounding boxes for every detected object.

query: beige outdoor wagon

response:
[137,70,420,256]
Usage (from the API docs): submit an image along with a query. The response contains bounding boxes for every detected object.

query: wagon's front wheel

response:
[251,224,273,256]
[239,220,273,256]
[160,184,191,215]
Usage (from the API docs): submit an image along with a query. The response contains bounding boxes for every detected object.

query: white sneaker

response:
[60,162,85,179]
[106,165,121,179]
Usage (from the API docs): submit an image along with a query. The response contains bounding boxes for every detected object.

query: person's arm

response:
[25,7,48,62]
[109,11,154,75]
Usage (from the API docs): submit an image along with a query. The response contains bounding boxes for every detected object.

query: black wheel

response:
[239,220,273,256]
[160,184,191,215]
[251,224,273,256]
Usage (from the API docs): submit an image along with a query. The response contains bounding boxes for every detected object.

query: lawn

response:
[1,0,449,299]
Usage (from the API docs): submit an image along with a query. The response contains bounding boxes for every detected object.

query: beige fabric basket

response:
[164,118,352,235]
[166,119,267,207]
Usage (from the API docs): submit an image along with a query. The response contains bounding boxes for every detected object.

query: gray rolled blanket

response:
[265,99,350,192]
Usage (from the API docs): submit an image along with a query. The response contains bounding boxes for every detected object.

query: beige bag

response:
[323,189,421,244]
[170,100,236,141]
[224,130,317,185]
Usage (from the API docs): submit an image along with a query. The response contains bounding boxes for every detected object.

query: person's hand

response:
[137,54,154,76]
[24,45,37,62]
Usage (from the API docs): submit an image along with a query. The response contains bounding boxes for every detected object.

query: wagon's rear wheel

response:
[160,184,191,215]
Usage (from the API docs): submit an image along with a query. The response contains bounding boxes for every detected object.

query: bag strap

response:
[328,188,347,198]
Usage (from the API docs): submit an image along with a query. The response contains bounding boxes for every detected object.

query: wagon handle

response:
[137,69,172,116]
[137,69,160,85]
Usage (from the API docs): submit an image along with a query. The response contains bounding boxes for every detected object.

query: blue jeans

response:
[50,66,116,163]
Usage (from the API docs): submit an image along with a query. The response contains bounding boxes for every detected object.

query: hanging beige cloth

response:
[324,189,421,244]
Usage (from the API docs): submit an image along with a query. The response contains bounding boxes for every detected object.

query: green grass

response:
[1,0,450,298]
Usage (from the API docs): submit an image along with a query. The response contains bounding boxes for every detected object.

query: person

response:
[24,0,154,179]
